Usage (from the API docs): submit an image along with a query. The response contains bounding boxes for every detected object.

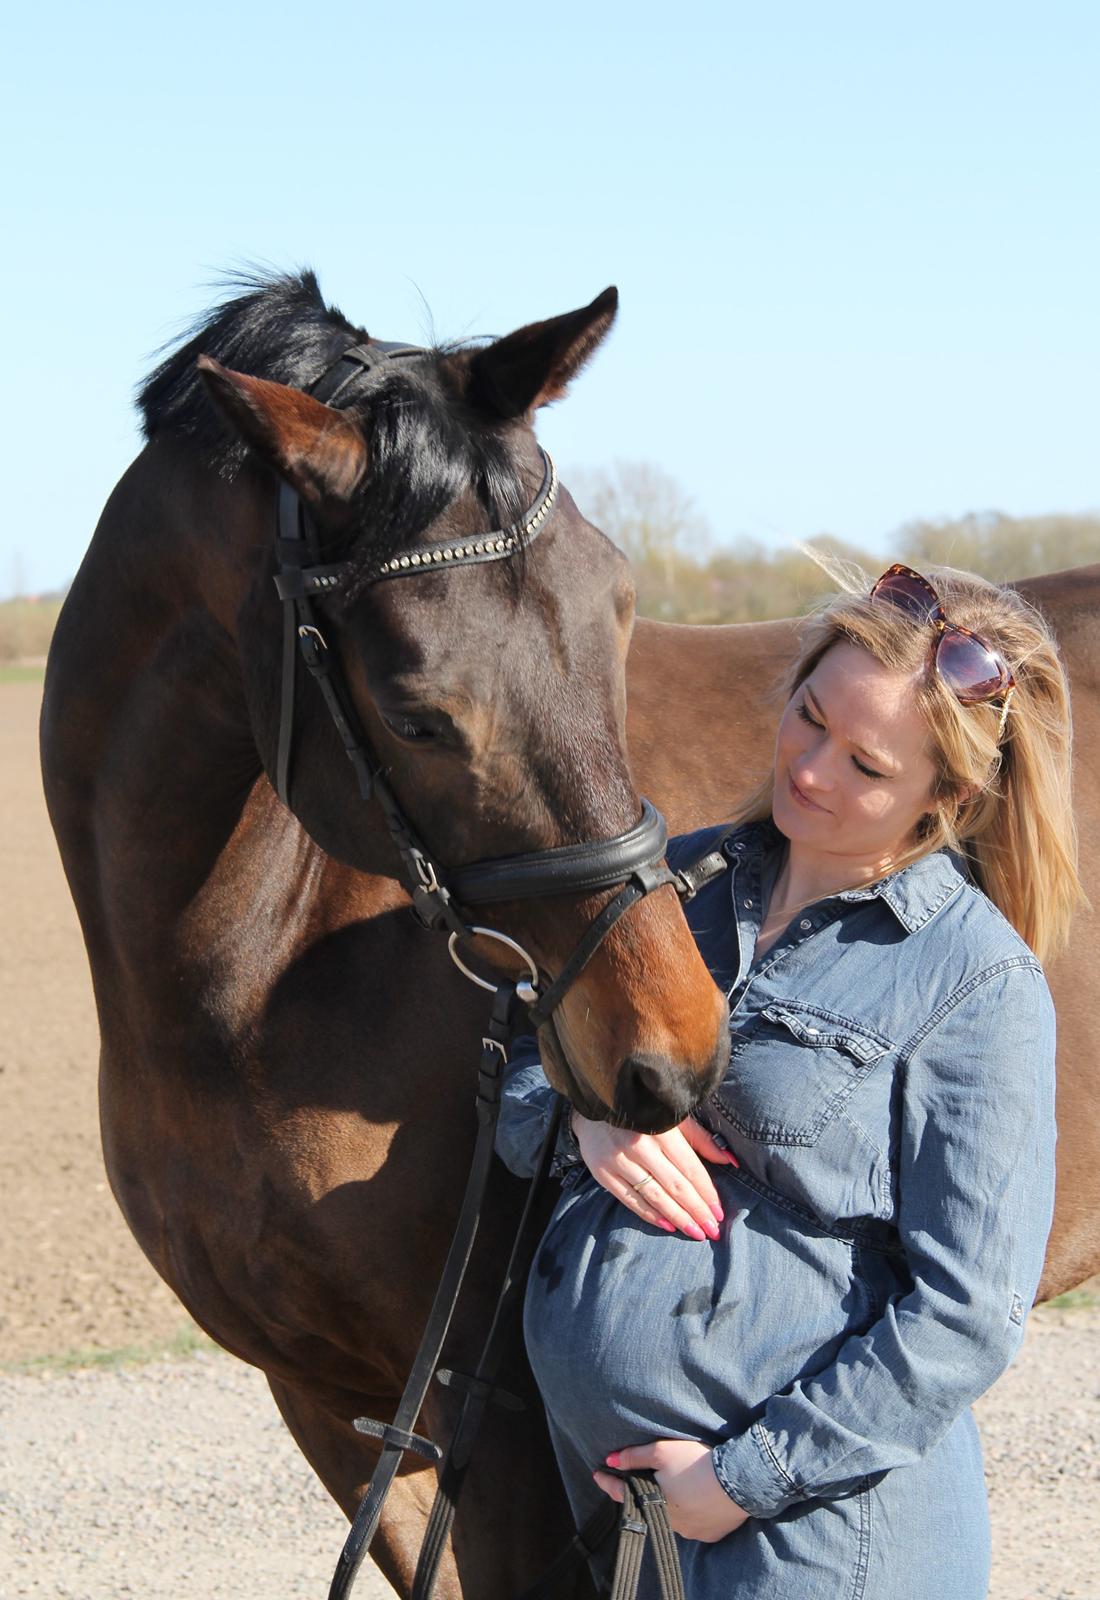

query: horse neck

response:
[44,445,338,980]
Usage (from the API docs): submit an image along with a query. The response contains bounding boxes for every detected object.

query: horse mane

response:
[137,268,528,588]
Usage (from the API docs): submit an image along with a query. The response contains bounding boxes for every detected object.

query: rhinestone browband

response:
[282,448,559,599]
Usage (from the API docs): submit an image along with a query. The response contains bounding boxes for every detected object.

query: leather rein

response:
[264,340,715,1600]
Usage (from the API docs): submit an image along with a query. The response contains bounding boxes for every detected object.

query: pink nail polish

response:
[657,1218,675,1233]
[686,1222,707,1241]
[606,1452,622,1468]
[703,1218,720,1240]
[728,1154,740,1167]
[711,1203,725,1222]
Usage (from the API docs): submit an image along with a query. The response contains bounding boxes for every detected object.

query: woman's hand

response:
[592,1440,750,1543]
[571,1112,737,1240]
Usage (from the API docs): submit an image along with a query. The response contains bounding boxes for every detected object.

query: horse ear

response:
[468,287,618,419]
[196,357,368,516]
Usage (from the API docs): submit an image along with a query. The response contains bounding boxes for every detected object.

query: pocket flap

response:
[759,1004,890,1065]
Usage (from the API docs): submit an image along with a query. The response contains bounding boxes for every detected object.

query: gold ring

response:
[632,1174,655,1193]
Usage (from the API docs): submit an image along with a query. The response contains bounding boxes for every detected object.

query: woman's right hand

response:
[571,1112,738,1241]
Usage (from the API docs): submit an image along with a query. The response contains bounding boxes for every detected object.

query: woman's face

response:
[772,640,941,871]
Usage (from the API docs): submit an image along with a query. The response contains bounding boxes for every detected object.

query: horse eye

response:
[382,711,437,743]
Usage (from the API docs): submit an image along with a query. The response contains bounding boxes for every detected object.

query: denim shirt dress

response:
[495,818,1057,1600]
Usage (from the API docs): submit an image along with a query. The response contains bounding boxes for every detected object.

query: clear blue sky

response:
[3,0,1097,596]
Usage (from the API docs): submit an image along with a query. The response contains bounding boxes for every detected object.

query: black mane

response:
[138,269,528,589]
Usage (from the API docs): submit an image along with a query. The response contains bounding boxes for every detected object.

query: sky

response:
[2,0,1097,597]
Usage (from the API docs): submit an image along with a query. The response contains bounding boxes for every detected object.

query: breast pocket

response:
[711,1000,892,1147]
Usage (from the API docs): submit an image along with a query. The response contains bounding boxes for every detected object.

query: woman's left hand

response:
[592,1440,750,1543]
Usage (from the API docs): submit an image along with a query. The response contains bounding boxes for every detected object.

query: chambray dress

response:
[495,819,1057,1600]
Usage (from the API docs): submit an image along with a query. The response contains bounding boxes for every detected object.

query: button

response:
[799,918,812,931]
[743,899,753,908]
[734,842,745,851]
[806,1027,819,1036]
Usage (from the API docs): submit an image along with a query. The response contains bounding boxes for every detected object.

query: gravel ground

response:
[0,1351,386,1600]
[2,1309,1098,1600]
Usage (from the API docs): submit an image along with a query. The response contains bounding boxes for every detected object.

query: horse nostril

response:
[614,1054,698,1131]
[614,1029,730,1133]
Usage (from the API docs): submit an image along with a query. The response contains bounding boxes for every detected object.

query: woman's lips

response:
[788,772,829,813]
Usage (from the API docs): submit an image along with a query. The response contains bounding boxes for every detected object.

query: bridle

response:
[262,338,719,1600]
[270,337,718,1028]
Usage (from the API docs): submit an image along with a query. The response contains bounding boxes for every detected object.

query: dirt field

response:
[2,676,1098,1600]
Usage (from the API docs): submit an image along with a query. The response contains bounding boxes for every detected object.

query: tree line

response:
[571,463,1100,625]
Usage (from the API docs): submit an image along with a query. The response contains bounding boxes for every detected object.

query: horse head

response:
[197,290,729,1130]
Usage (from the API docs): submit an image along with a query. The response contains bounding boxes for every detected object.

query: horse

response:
[41,268,1098,1598]
[40,271,729,1600]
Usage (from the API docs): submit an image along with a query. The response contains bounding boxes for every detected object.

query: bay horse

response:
[41,271,729,1599]
[41,269,1098,1598]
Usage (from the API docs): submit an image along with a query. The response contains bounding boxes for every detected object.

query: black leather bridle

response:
[261,339,722,1600]
[270,339,723,1028]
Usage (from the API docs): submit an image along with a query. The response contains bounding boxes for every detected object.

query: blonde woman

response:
[496,563,1083,1599]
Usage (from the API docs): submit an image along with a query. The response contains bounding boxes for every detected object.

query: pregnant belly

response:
[523,1170,876,1467]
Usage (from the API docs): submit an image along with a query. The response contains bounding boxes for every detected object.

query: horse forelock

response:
[136,267,532,587]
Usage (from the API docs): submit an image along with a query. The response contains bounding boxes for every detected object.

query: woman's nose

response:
[793,756,832,794]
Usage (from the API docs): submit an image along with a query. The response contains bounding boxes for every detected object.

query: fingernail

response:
[702,1218,720,1240]
[727,1154,740,1167]
[711,1203,725,1222]
[657,1218,675,1233]
[606,1452,622,1468]
[685,1222,707,1241]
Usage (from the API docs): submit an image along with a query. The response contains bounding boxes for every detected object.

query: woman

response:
[495,563,1083,1599]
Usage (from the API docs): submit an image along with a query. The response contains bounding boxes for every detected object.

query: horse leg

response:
[266,1375,463,1600]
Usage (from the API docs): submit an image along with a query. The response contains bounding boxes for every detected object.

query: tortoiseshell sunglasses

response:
[870,564,1016,735]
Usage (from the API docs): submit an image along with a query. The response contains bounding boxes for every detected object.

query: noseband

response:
[271,340,727,1026]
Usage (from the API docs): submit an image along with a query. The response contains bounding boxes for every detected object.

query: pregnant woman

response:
[495,563,1082,1599]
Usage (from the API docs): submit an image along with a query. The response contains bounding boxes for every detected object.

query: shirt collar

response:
[730,816,968,936]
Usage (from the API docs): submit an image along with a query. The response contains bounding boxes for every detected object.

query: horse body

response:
[41,268,1099,1599]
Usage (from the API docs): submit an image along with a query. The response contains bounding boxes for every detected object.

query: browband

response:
[272,448,558,602]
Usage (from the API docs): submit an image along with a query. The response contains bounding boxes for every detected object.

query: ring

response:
[631,1174,655,1193]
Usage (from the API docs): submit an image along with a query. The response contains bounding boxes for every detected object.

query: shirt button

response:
[734,842,745,851]
[744,899,753,908]
[799,918,812,930]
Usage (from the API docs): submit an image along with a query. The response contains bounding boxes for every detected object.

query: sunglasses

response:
[869,564,1015,732]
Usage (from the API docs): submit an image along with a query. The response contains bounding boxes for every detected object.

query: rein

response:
[264,341,719,1599]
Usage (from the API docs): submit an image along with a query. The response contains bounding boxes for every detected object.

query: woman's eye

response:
[798,700,885,779]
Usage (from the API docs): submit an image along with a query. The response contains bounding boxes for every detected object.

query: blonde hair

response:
[735,559,1085,964]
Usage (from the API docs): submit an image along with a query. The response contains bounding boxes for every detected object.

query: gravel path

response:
[0,1351,386,1600]
[3,1309,1098,1600]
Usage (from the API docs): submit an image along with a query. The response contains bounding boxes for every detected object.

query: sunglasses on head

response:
[869,564,1015,734]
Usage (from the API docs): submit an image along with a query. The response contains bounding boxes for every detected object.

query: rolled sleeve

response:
[712,959,1057,1517]
[494,1034,580,1181]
